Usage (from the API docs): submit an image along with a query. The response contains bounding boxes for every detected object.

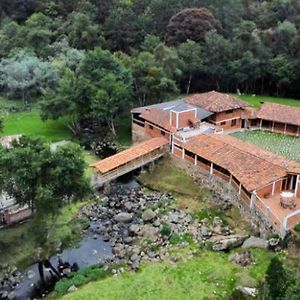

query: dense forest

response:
[0,0,300,135]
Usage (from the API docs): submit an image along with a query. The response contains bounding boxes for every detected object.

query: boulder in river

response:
[142,209,156,222]
[242,236,268,249]
[114,213,133,223]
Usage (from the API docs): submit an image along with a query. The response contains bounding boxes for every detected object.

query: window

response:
[225,109,234,114]
[149,125,153,130]
[161,130,166,136]
[220,121,226,125]
[231,119,237,127]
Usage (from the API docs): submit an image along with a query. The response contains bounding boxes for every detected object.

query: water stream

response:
[1,177,140,300]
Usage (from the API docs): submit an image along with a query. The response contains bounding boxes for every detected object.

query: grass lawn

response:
[231,130,300,162]
[0,200,89,274]
[83,150,99,179]
[138,157,211,212]
[2,110,72,143]
[138,157,252,233]
[236,94,300,108]
[60,249,275,300]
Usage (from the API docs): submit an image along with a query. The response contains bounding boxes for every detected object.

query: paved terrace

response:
[255,193,300,234]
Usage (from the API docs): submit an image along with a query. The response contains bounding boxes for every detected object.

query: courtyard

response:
[231,130,300,162]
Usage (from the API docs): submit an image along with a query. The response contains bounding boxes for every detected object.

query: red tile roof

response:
[184,91,247,113]
[257,103,300,126]
[241,107,258,119]
[184,134,300,191]
[91,137,169,174]
[140,108,176,132]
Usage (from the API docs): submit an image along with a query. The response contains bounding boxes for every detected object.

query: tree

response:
[41,48,132,137]
[0,136,88,211]
[24,12,54,57]
[141,34,161,52]
[229,50,260,93]
[66,12,100,50]
[0,19,23,57]
[50,39,85,72]
[177,40,204,94]
[153,43,181,79]
[265,257,289,300]
[129,51,178,106]
[104,6,143,52]
[269,55,297,96]
[203,31,232,91]
[165,8,220,45]
[0,50,59,105]
[284,277,300,300]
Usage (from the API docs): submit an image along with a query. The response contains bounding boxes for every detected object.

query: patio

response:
[257,193,300,232]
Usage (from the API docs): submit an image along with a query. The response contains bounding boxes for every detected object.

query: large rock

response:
[114,212,133,223]
[67,285,77,293]
[129,224,140,235]
[212,235,248,251]
[142,209,156,222]
[242,236,268,249]
[138,225,159,241]
[229,251,253,267]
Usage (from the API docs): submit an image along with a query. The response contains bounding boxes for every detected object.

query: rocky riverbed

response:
[82,184,261,272]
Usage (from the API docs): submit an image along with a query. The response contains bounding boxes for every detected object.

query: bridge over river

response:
[90,137,169,188]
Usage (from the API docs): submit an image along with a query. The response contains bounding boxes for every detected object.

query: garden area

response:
[231,130,300,162]
[236,94,300,108]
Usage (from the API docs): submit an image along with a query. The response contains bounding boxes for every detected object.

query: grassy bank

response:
[138,157,211,212]
[236,94,300,108]
[138,157,252,234]
[0,201,90,274]
[60,249,274,300]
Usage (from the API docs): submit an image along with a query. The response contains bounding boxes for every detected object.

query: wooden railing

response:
[91,148,167,187]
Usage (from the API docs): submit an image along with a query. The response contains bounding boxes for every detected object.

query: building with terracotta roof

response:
[253,103,300,137]
[91,92,300,237]
[172,133,300,236]
[131,91,246,143]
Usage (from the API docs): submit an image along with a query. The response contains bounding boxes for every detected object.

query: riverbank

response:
[53,159,280,299]
[0,200,91,276]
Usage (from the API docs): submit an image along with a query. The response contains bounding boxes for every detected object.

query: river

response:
[1,177,140,300]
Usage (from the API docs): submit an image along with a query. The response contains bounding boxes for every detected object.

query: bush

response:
[54,265,110,295]
[195,209,225,224]
[169,233,193,245]
[294,223,300,234]
[160,223,172,237]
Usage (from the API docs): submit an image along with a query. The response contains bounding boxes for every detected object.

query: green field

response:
[2,110,72,142]
[232,130,300,162]
[60,249,275,300]
[236,94,300,108]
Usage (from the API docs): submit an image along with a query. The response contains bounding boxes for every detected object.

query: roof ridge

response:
[209,134,298,173]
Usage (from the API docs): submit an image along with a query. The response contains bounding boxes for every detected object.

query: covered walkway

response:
[90,137,169,187]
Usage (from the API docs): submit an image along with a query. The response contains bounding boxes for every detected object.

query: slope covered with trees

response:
[1,0,300,140]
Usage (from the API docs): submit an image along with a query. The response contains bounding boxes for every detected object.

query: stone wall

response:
[170,155,276,238]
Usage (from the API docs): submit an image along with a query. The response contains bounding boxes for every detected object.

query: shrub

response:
[54,265,110,295]
[160,223,172,237]
[169,233,193,245]
[195,209,225,224]
[294,223,300,234]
